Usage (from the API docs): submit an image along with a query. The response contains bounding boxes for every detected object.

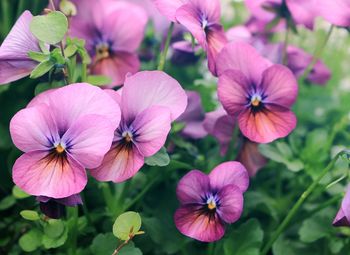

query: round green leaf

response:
[44,219,65,239]
[30,11,68,44]
[59,0,77,16]
[19,229,42,252]
[12,186,30,199]
[20,210,40,221]
[113,211,142,241]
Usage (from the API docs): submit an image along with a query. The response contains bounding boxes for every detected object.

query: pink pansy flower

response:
[317,0,350,27]
[216,42,298,144]
[37,194,82,219]
[69,0,147,87]
[177,91,207,139]
[333,186,350,227]
[91,71,187,183]
[153,0,227,75]
[174,162,249,242]
[0,11,47,85]
[10,83,121,198]
[245,0,318,30]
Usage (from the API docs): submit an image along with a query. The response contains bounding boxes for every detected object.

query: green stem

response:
[157,22,175,71]
[207,242,215,255]
[282,28,289,65]
[101,183,116,216]
[261,150,349,255]
[300,25,334,82]
[67,206,78,255]
[81,63,88,82]
[1,0,10,37]
[81,192,94,227]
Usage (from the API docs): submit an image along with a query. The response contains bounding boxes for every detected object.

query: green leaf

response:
[20,210,40,221]
[90,233,116,255]
[259,144,285,163]
[224,219,264,255]
[64,44,78,58]
[113,211,142,241]
[50,48,66,65]
[87,75,112,86]
[119,242,142,255]
[12,185,30,199]
[145,147,170,167]
[44,219,65,239]
[28,51,49,62]
[272,236,295,255]
[30,11,68,44]
[298,213,332,243]
[30,60,55,79]
[59,0,77,16]
[0,196,16,210]
[19,229,42,252]
[42,226,68,249]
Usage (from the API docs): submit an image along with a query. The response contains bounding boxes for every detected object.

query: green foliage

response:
[20,210,40,221]
[113,211,142,241]
[30,11,68,45]
[87,75,113,86]
[145,147,170,167]
[30,59,55,78]
[19,229,42,252]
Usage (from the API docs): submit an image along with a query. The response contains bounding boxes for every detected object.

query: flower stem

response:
[101,183,116,216]
[67,206,78,255]
[282,28,289,65]
[112,239,130,255]
[261,150,349,255]
[158,22,175,71]
[300,25,334,82]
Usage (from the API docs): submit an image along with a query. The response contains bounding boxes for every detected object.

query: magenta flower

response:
[0,11,46,85]
[317,0,350,27]
[37,194,82,219]
[69,0,148,87]
[153,0,227,75]
[177,91,207,139]
[10,83,121,198]
[217,42,298,143]
[174,162,249,242]
[333,186,350,227]
[91,71,187,183]
[245,0,318,30]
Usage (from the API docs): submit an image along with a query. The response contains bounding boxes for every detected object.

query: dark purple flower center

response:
[116,124,140,148]
[248,91,267,113]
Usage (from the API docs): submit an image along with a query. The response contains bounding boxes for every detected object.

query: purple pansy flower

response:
[216,42,298,144]
[317,0,350,27]
[174,162,249,242]
[333,186,350,227]
[0,11,47,85]
[91,71,187,183]
[37,194,82,219]
[69,0,148,87]
[10,83,121,198]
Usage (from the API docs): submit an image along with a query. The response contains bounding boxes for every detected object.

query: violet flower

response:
[0,11,46,85]
[333,186,350,227]
[69,0,148,87]
[317,0,350,27]
[174,162,249,242]
[10,83,121,198]
[217,42,298,143]
[91,71,187,183]
[37,194,82,219]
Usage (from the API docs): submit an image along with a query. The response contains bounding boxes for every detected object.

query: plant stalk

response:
[157,22,175,71]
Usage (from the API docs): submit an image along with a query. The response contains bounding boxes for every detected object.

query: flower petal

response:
[286,0,317,29]
[316,0,350,27]
[91,52,140,87]
[334,186,350,227]
[238,106,297,143]
[132,106,172,157]
[0,60,36,85]
[174,205,225,242]
[209,161,249,192]
[216,184,244,223]
[152,0,188,22]
[13,151,87,198]
[217,69,251,117]
[176,170,210,204]
[206,25,228,75]
[10,105,59,152]
[216,42,272,84]
[62,114,115,169]
[260,64,298,108]
[121,71,187,122]
[90,143,144,183]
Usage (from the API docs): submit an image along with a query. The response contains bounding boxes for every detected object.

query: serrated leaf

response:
[113,211,142,241]
[30,60,55,79]
[30,11,68,44]
[19,229,42,252]
[145,147,170,167]
[12,186,30,199]
[20,210,40,221]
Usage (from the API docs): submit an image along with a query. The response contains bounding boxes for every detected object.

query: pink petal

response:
[10,105,59,152]
[189,0,221,22]
[91,52,140,87]
[260,64,298,108]
[226,26,252,43]
[206,25,228,75]
[0,60,36,85]
[216,184,244,223]
[121,71,187,122]
[62,115,115,169]
[176,170,210,204]
[217,69,251,117]
[152,0,188,22]
[132,106,172,157]
[209,161,249,192]
[286,0,317,29]
[238,106,297,144]
[33,83,121,131]
[90,144,144,183]
[174,205,225,242]
[245,0,281,22]
[216,42,272,85]
[181,121,208,139]
[13,151,87,198]
[317,0,350,27]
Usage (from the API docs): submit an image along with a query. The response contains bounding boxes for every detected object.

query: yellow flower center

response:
[55,144,65,154]
[251,95,262,107]
[207,200,216,210]
[122,131,133,143]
